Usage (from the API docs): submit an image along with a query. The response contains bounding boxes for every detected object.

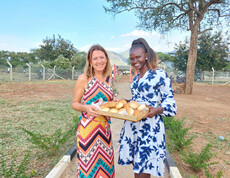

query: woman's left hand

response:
[113,97,118,102]
[145,105,163,118]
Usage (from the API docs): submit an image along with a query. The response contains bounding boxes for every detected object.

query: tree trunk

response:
[185,28,199,94]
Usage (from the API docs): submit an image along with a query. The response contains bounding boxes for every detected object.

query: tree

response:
[173,32,229,72]
[36,34,78,62]
[0,50,37,67]
[196,32,229,71]
[158,52,173,63]
[0,51,10,66]
[104,0,230,94]
[173,42,189,72]
[54,55,72,69]
[71,52,86,70]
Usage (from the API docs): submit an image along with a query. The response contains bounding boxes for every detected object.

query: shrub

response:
[0,153,36,177]
[22,115,79,155]
[163,117,194,151]
[182,143,219,176]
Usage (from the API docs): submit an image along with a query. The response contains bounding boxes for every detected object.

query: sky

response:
[0,0,190,53]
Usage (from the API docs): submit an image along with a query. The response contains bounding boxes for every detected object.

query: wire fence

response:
[0,64,229,85]
[165,68,230,85]
[0,65,83,82]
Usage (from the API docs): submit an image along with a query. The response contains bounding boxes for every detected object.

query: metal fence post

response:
[212,67,214,85]
[6,60,13,82]
[26,63,31,81]
[72,66,75,80]
[41,64,45,81]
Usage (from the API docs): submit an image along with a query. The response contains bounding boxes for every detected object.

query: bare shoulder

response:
[75,73,88,89]
[77,73,87,83]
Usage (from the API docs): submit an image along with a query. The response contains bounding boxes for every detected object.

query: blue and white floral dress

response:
[118,68,177,177]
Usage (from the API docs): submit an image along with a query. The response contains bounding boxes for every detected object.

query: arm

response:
[158,72,177,117]
[72,74,100,117]
[145,71,177,118]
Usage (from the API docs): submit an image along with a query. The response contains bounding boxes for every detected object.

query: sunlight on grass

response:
[0,87,79,176]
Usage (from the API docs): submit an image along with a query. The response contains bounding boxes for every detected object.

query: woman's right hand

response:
[85,105,101,117]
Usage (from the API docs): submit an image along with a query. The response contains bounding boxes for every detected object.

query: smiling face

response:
[130,47,148,72]
[91,50,107,73]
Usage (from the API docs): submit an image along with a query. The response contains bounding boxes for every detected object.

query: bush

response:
[163,117,194,151]
[22,115,79,155]
[182,143,221,177]
[0,153,37,177]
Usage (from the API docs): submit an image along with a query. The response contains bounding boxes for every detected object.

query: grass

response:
[0,82,79,177]
[163,116,229,177]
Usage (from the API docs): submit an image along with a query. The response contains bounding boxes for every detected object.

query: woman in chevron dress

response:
[72,44,115,178]
[118,38,177,178]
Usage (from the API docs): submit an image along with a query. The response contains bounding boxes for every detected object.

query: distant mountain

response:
[107,51,129,66]
[107,49,175,68]
[112,51,129,64]
[119,50,129,59]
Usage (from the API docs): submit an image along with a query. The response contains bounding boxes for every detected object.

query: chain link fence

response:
[165,68,230,85]
[0,65,83,82]
[0,63,229,84]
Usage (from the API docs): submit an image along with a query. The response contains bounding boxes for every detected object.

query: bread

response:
[137,104,147,111]
[123,103,130,110]
[126,107,134,116]
[119,99,127,104]
[101,101,117,108]
[101,107,110,112]
[133,109,141,116]
[116,101,124,109]
[100,100,146,117]
[110,108,118,113]
[100,104,107,109]
[129,101,139,109]
[118,108,126,113]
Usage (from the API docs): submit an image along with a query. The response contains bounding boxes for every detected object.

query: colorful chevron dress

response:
[76,75,115,178]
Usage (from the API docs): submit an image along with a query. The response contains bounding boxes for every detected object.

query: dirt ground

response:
[0,76,230,177]
[171,82,230,177]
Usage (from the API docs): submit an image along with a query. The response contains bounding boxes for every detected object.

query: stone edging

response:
[165,147,182,178]
[46,143,182,178]
[45,143,77,178]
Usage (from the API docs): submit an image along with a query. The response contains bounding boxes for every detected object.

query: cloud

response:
[120,30,160,38]
[79,45,91,52]
[36,42,43,47]
[110,36,115,39]
[0,43,9,48]
[105,47,122,52]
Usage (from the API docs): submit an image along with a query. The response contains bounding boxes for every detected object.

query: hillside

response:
[119,50,129,59]
[107,51,129,66]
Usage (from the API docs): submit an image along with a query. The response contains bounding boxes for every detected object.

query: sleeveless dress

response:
[76,75,115,178]
[118,69,177,177]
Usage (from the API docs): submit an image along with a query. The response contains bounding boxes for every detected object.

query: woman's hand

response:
[144,105,163,118]
[85,105,101,117]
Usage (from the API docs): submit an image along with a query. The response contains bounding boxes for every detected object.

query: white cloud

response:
[36,42,43,47]
[110,36,115,39]
[0,43,9,48]
[105,47,122,52]
[79,45,91,52]
[120,30,160,38]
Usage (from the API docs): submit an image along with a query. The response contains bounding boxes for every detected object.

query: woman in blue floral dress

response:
[118,38,177,178]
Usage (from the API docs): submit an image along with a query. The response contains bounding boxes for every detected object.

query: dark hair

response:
[84,44,112,77]
[130,38,158,70]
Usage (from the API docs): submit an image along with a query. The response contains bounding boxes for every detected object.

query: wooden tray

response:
[98,108,149,122]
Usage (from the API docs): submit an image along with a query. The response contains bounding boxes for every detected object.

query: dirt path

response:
[61,83,170,178]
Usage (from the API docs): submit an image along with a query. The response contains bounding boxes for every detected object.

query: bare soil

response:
[0,77,229,177]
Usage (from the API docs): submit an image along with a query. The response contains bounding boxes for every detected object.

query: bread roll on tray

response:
[129,101,139,109]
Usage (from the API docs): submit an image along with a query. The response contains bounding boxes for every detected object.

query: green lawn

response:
[0,82,79,177]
